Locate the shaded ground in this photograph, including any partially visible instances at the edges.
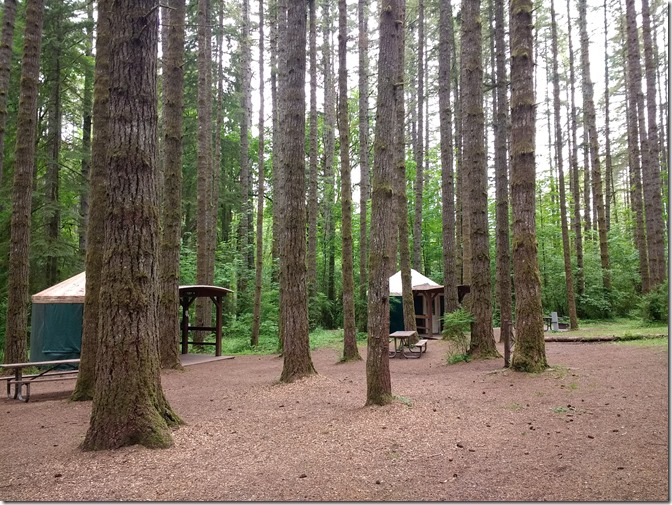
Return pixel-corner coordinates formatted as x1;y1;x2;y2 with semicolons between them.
0;338;668;501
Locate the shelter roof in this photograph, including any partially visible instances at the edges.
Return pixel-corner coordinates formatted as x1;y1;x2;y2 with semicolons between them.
389;269;442;296
32;271;86;304
178;285;234;298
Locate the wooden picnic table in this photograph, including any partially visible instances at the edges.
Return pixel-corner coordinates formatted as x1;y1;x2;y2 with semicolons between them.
389;331;428;359
0;358;80;402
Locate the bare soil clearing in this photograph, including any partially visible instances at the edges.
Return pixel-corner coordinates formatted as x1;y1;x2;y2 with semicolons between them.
0;338;667;501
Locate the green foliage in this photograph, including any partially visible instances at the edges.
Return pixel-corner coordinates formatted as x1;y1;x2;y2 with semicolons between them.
442;308;473;362
638;282;668;323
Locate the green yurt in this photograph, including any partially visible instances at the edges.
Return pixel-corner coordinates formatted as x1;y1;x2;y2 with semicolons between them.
389;269;445;338
30;271;85;361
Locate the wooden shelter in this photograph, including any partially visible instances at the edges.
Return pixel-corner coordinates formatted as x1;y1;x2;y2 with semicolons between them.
389;269;445;338
178;285;233;357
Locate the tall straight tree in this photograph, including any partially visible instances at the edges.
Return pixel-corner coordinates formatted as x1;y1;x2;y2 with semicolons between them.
509;0;547;373
78;1;94;257
438;0;458;314
366;0;401;406
307;0;318;299
578;0;611;294
158;0;186;369
339;0;360;361
551;0;578;330
565;0;584;298
493;0;514;363
71;0;111;400
357;0;370;327
195;0;214;339
3;0;45;365
251;0;266;347
627;0;665;289
412;0;425;272
81;0;181;450
395;0;416;338
603;0;614;231
460;0;499;359
278;0;317;382
0;0;17;187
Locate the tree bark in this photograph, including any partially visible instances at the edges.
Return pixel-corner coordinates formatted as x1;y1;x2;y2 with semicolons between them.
551;0;578;330
307;0;319;300
412;0;424;272
0;0;16;187
602;0;613;232
3;0;44;366
493;0;514;363
366;0;401;406
278;0;317;383
82;0;182;450
439;0;458;314
509;0;547;373
158;0;185;370
338;0;360;361
78;2;93;259
251;0;266;348
460;0;498;359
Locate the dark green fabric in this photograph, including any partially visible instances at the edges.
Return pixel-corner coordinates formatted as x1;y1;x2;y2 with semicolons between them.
389;296;404;333
30;303;83;361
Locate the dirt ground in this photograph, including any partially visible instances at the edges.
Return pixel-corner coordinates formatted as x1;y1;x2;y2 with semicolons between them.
0;337;668;502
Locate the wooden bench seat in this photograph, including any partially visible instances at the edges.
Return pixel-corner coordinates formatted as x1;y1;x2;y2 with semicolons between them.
1;358;80;402
411;339;428;353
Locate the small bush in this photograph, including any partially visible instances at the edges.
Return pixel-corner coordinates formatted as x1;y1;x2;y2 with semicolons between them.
442;308;474;358
638;282;668;323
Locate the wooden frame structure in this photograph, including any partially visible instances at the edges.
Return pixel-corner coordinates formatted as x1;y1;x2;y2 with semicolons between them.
178;285;233;357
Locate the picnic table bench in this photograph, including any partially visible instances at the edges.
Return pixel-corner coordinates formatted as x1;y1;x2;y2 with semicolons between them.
389;331;429;359
0;358;80;402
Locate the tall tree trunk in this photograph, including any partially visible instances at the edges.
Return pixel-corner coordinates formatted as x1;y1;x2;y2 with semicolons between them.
412;0;424;272
278;0;316;383
251;0;266;347
339;0;360;361
307;0;318;300
78;1;93;259
603;0;613;232
44;11;62;287
493;0;514;363
622;8;649;293
460;0;498;359
322;0;336;322
439;0;458;314
579;0;611;294
0;0;16;187
509;0;547;373
81;0;182;450
638;0;666;288
270;0;281;287
195;0;214;340
396;0;416;338
3;0;45;366
566;0;584;298
366;0;401;406
357;0;370;331
551;0;578;330
238;0;253;307
453;36;463;284
158;0;185;370
71;0;110;400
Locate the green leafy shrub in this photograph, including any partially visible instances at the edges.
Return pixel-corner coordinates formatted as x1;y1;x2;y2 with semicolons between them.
442;308;473;357
638;282;668;323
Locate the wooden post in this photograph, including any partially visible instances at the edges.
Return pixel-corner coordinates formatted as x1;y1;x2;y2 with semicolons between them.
214;295;222;356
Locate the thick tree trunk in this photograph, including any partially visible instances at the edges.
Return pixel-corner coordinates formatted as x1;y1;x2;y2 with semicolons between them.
158;0;185;370
357;0;370;331
460;0;498;359
366;0;401;406
3;0;44;366
0;0;16;187
270;0;281;287
493;0;514;363
81;0;182;450
338;0;360;361
278;0;316;383
551;0;578;330
71;0;110;400
579;0;611;294
509;0;547;373
439;0;458;314
251;0;266;348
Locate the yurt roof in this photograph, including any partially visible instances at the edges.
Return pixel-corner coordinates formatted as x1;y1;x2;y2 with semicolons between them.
389;269;442;296
32;271;86;304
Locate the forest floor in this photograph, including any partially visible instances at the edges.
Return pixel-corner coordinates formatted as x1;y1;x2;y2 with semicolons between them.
0;334;668;501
